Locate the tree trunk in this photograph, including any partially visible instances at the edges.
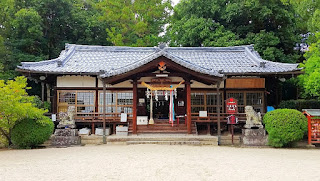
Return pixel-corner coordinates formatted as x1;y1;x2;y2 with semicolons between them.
0;128;12;146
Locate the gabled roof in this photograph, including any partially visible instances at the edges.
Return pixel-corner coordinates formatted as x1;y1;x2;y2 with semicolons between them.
17;44;300;77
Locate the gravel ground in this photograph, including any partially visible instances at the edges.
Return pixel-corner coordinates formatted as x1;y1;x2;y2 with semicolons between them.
0;145;319;181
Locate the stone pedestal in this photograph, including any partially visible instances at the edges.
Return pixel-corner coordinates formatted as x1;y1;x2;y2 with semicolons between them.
244;124;263;129
51;129;81;146
242;128;268;146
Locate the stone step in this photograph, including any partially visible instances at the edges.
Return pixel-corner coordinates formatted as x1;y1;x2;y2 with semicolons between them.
125;140;202;145
219;135;242;145
106;135;218;142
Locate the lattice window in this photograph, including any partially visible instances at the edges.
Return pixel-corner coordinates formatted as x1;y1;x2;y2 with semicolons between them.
98;91;133;116
191;93;204;105
191;91;223;113
57;90;95;113
226;91;264;113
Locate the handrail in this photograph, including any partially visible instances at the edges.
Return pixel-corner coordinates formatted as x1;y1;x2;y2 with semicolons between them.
191;112;265;123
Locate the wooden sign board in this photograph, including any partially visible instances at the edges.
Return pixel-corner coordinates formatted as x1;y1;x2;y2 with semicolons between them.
226;78;265;89
226;98;238;114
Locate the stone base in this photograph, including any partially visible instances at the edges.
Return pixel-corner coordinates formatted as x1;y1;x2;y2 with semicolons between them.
52;129;81;146
57;124;76;129
242;128;268;146
51;136;81;146
54;129;78;136
244;124;264;129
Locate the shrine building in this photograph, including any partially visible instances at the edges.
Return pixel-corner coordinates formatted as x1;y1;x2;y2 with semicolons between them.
17;44;301;136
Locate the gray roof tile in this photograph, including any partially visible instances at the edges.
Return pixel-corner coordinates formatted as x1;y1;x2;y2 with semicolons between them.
17;44;300;77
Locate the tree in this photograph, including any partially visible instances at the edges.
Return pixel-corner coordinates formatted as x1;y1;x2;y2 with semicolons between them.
299;32;320;98
0;76;48;145
281;0;320;33
168;0;300;63
288;0;320;98
167;16;243;47
8;8;46;69
0;0;112;80
97;0;172;46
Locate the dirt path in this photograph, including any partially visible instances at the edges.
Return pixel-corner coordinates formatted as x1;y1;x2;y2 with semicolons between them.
0;145;319;181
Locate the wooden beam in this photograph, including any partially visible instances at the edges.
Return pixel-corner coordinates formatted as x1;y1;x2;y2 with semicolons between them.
132;79;138;134
55;87;132;91
186;80;192;134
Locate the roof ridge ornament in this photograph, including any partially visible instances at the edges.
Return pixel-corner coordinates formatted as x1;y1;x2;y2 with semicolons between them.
260;62;266;68
65;43;71;51
158;43;167;50
57;60;63;67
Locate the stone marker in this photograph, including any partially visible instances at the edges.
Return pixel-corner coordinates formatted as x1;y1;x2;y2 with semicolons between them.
242;106;268;146
51;106;81;146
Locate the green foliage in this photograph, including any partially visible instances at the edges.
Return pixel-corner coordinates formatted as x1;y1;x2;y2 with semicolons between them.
0;0;113;78
282;0;320;33
32;96;51;112
0;134;8;148
0;76;48;145
299;32;320;98
11;117;54;148
263;109;308;147
167;16;242;47
278;99;320;111
97;0;172;46
168;0;300;63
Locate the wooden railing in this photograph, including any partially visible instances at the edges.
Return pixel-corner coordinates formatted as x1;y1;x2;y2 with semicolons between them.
191;112;265;123
60;112;134;123
57;112;264;124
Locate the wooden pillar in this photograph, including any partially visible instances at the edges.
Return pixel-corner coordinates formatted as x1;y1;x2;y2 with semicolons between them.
185;80;192;134
46;83;50;102
103;80;106;144
53;87;57;114
95;77;99;114
94;77;99;135
91;122;95;134
217;81;221;144
41;82;45;102
308;116;311;145
132;79;138;134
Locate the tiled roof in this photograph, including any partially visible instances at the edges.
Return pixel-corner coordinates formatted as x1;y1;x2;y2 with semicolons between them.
17;44;300;78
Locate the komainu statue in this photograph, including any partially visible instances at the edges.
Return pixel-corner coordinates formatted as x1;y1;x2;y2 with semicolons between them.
57;106;76;128
244;106;263;128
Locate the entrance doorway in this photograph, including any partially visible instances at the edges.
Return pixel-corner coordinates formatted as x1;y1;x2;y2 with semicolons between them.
147;95;170;120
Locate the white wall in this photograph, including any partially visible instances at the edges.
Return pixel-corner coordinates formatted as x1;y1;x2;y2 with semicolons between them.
191;80;224;88
57;75;95;87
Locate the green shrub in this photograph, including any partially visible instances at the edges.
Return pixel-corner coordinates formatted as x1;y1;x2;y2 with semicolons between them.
278;99;320;111
263;109;308;148
11;117;54;148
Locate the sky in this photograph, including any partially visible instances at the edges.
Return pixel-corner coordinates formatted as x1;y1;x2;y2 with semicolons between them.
172;0;181;6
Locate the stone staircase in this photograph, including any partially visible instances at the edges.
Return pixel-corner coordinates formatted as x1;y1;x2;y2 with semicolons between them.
106;134;218;146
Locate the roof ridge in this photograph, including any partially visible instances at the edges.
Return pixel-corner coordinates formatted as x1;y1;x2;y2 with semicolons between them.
166;45;253;51
244;47;263;66
66;43;159;52
57;45;76;67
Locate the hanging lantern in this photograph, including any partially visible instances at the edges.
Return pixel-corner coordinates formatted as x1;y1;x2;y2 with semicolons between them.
146;88;150;99
174;88;177;99
155;90;158;101
165;91;168;101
